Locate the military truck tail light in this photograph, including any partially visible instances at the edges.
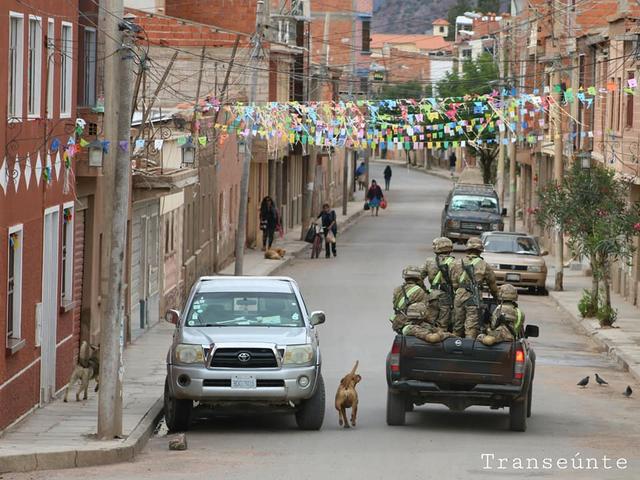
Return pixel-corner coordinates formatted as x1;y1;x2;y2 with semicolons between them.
390;338;401;373
514;347;525;380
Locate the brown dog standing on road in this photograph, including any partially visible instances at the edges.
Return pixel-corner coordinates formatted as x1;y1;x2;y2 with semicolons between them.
335;361;361;428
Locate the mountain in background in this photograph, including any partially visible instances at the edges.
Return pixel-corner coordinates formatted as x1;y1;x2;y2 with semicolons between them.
372;0;507;35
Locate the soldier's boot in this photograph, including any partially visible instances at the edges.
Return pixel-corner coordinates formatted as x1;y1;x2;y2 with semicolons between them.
477;334;497;346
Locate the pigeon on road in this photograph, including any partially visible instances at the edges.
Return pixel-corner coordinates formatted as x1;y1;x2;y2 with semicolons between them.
624;386;633;397
595;373;608;386
577;376;589;388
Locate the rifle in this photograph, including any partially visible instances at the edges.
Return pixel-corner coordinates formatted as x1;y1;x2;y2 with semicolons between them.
492;304;517;337
435;256;454;306
461;260;481;307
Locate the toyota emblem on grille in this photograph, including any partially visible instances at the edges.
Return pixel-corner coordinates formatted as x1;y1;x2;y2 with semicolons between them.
455;339;462;347
237;352;251;362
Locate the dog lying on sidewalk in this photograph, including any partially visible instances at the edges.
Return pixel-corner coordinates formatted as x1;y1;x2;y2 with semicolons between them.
264;248;286;260
335;361;361;428
64;341;100;402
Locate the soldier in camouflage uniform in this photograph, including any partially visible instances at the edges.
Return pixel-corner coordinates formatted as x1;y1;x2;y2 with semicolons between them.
390;266;429;333
451;237;499;339
421;237;456;331
478;284;525;346
401;302;453;343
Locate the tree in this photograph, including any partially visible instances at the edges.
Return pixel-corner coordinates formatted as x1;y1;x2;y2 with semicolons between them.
446;0;473;41
536;161;640;326
436;53;498;98
377;80;425;100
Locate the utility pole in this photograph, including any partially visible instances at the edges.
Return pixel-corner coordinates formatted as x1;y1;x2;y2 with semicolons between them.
496;28;506;205
98;12;135;439
234;0;264;275
552;66;564;290
342;151;350;215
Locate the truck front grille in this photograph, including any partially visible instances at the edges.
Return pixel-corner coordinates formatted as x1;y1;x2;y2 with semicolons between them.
210;348;278;368
498;264;527;271
202;379;285;387
461;222;488;231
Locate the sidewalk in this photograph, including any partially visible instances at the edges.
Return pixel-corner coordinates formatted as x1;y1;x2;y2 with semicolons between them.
0;202;365;474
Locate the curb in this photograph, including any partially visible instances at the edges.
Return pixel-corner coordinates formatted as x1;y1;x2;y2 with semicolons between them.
0;398;164;474
547;291;640;383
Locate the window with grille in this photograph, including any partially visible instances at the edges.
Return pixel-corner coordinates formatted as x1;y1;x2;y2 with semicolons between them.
8;13;24;119
7;226;23;340
362;20;371;53
60;22;72;117
47;19;55;118
28;16;42;117
61;205;74;305
83;27;97;106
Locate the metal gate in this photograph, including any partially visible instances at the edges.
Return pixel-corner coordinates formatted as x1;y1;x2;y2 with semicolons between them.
40;206;60;404
130;201;160;340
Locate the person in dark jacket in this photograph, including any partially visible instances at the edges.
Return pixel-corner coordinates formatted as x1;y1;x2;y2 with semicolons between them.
366;180;384;216
449;151;457;176
317;203;337;258
260;196;278;251
383;165;392;191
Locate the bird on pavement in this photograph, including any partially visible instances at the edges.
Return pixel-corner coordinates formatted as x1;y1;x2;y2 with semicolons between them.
595;373;608;386
623;386;633;397
577;376;589;388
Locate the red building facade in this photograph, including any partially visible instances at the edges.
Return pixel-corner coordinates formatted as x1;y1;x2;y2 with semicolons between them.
0;0;80;430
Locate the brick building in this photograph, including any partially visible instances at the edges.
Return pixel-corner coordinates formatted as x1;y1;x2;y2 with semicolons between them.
0;0;81;430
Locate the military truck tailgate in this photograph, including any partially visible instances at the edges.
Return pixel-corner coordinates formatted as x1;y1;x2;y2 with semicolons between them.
399;336;516;385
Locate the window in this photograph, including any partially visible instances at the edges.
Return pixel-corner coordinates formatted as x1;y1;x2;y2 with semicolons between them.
627;72;634;128
439;26;445;33
361;20;371;53
46;19;54;118
164;212;175;255
83;27;97;106
60;22;72;117
7;225;24;341
8;13;24;119
61;204;74;305
359;77;368;95
28;16;42;117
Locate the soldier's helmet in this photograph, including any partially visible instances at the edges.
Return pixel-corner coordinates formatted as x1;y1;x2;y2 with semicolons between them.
402;265;423;281
498;283;518;301
405;302;428;320
432;237;453;254
466;237;484;252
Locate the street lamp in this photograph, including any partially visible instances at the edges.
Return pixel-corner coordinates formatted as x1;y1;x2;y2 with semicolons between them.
180;137;196;165
576;151;591;169
88;139;104;167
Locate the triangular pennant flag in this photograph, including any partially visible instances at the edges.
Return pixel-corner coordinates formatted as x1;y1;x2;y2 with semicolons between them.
0;158;7;194
35;153;42;186
24;154;32;189
54;151;62;180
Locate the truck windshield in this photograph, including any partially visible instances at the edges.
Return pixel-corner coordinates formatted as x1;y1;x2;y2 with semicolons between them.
450;194;499;213
483;235;540;255
185;292;305;327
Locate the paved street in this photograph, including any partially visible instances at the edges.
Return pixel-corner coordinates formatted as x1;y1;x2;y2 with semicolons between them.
8;164;640;480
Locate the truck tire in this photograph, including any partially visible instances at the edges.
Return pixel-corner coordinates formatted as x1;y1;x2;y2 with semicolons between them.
386;389;406;426
295;373;325;431
164;379;192;432
527;384;532;418
509;395;528;432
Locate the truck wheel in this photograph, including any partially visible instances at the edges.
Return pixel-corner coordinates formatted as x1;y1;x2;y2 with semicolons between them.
164;379;192;432
295;373;325;430
509;395;528;432
527;384;533;418
386;390;406;426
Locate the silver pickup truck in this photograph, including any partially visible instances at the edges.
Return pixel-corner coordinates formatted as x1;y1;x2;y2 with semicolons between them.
163;276;326;431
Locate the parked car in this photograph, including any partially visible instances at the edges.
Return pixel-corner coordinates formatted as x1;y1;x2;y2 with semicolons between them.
441;184;506;243
163;276;326;431
480;232;548;294
386;299;538;432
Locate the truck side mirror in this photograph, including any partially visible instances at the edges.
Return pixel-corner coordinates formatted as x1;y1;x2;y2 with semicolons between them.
165;309;180;325
524;324;539;338
309;311;326;326
501;208;507;216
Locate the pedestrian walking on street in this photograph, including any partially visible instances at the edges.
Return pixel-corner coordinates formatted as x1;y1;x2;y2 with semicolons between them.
355;161;367;190
260;196;279;251
317;203;337;258
366;180;384;216
449;151;457;176
383;165;392;191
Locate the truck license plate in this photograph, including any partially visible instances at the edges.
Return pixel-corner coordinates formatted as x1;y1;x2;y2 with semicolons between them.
231;376;256;389
506;273;521;282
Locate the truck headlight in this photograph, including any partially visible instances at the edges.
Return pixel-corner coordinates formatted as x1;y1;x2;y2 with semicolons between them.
491;223;501;231
175;344;205;364
528;265;543;273
447;220;460;228
283;345;314;365
489;263;500;269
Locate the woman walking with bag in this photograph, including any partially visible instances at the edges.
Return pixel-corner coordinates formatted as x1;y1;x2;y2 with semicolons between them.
259;196;278;251
317;203;337;258
366;179;384;216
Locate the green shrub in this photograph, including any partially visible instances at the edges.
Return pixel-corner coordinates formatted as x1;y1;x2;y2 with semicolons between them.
596;304;617;327
578;290;598;318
